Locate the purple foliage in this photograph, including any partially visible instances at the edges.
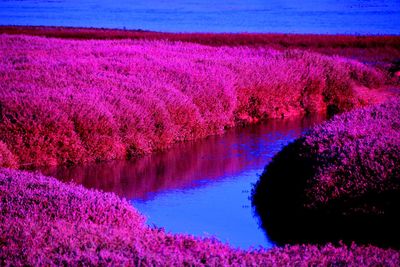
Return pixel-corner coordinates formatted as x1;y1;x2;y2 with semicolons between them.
303;100;400;211
1;168;399;265
252;100;400;246
0;34;391;168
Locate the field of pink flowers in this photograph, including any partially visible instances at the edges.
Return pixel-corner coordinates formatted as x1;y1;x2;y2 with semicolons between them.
0;34;393;168
252;100;400;246
1;167;399;265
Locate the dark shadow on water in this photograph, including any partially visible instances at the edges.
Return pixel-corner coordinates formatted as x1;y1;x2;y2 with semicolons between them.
251;139;400;249
40;114;326;200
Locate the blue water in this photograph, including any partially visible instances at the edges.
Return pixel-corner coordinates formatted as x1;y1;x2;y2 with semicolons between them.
0;0;399;34
132;169;268;249
43;115;325;249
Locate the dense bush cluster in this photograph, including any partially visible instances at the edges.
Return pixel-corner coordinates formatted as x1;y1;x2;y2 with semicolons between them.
0;34;390;168
301;101;400;210
0;141;17;168
1;168;399;266
252;100;400;246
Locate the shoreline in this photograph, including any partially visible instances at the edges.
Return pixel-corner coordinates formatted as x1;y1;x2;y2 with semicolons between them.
2;25;400;37
2;26;399;60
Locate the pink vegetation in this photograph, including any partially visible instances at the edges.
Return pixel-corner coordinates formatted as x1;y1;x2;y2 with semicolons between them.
302;100;400;210
2;26;400;68
251;100;400;247
1;168;399;265
0;141;17;168
253;100;400;216
0;34;391;168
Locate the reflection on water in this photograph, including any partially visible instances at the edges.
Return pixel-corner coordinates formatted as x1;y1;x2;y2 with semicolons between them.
42;115;325;200
42;114;325;249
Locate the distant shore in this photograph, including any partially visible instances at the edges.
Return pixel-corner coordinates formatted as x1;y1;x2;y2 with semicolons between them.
1;26;400;63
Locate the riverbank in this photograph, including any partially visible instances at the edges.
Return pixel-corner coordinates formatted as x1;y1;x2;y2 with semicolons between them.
0;33;395;169
1;168;399;265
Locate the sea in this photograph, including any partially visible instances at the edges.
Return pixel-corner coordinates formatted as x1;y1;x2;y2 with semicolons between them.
0;0;399;34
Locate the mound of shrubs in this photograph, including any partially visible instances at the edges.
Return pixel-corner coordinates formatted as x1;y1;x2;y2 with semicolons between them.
252;100;400;246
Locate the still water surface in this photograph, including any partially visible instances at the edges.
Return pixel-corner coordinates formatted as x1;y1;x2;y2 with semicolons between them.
42;115;325;249
0;0;399;34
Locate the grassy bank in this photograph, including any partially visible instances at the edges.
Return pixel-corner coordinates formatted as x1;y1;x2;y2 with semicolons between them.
0;34;393;168
1;168;399;266
252;100;400;246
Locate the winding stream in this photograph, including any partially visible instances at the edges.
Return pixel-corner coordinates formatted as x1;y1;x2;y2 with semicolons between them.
41;114;326;249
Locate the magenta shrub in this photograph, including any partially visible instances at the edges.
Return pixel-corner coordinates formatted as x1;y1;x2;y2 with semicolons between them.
302;101;400;210
252;100;400;245
0;34;391;168
0;141;17;168
1;168;399;265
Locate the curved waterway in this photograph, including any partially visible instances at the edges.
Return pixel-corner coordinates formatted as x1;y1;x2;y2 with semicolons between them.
41;114;326;249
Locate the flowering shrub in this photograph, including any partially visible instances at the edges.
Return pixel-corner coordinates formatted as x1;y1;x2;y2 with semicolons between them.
1;168;399;265
0;34;391;168
302;101;400;210
252;100;400;246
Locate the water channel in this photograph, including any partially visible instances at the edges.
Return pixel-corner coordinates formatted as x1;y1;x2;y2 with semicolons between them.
41;114;326;249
